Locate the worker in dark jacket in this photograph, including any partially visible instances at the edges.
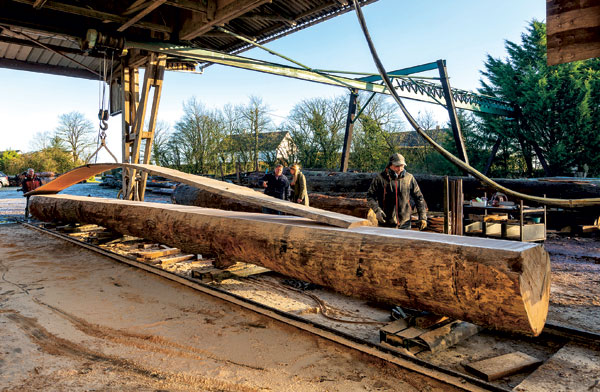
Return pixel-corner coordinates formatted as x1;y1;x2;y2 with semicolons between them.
367;154;427;230
261;164;290;214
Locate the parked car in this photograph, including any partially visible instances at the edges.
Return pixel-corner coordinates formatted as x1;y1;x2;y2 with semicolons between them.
0;171;9;188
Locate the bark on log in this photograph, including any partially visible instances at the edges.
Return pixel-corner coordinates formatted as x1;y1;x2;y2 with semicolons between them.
172;184;377;224
30;194;551;336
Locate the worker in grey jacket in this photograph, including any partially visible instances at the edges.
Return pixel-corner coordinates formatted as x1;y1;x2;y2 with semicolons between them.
367;153;427;230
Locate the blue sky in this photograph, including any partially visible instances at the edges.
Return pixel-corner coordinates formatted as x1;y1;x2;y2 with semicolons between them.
0;0;546;160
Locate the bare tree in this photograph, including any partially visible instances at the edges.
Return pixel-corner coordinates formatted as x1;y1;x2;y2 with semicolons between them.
284;96;346;169
151;121;171;166
238;96;273;171
54;111;95;163
171;98;225;175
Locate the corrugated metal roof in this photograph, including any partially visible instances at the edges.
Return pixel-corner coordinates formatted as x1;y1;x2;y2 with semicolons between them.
0;0;379;80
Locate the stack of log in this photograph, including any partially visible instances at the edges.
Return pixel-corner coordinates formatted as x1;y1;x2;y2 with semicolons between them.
301;172;600;229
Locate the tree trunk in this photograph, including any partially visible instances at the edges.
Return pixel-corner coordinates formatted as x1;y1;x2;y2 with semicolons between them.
172;185;377;224
30;194;551;336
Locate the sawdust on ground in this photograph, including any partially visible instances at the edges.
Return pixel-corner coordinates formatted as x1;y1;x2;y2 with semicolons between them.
0;224;456;391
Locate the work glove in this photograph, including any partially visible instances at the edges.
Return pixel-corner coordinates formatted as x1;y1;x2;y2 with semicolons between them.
418;219;427;231
375;209;387;223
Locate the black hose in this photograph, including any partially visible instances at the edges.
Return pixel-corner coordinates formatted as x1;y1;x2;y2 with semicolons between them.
351;0;600;208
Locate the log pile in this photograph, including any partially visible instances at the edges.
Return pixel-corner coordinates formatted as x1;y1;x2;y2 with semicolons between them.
30;194;551;336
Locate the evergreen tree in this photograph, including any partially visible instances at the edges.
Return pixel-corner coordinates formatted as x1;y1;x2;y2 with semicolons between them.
478;20;600;176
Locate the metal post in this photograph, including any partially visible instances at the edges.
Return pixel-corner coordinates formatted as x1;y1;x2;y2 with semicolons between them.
483;136;503;175
437;60;469;166
340;88;358;172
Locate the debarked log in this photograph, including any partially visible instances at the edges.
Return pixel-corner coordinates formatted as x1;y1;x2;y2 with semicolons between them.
29;194;551;336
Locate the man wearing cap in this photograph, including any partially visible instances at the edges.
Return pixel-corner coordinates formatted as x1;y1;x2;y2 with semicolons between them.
367;153;427;230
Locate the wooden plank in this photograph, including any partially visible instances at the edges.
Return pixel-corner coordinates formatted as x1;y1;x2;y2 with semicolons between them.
466;351;542;381
159;254;195;266
515;344;600;391
29;194;551;335
26;163;370;229
136;247;180;259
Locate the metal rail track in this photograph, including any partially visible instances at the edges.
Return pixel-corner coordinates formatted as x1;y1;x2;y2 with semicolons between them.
20;221;600;391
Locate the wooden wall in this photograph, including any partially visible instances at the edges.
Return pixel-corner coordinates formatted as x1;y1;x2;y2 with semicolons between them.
547;0;600;65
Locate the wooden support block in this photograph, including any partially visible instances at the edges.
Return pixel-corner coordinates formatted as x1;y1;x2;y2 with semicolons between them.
136;247;180;259
380;319;409;336
413;314;449;329
190;264;270;282
138;243;155;249
159;254;196;267
416;320;481;353
465;351;542;381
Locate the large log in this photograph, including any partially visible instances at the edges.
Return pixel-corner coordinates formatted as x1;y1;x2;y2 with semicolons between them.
172;184;377;224
26;163;370;229
29;194;551;336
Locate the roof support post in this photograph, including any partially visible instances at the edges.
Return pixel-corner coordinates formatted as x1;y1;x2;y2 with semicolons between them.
120;53;166;201
340;88;358;172
437;59;469;166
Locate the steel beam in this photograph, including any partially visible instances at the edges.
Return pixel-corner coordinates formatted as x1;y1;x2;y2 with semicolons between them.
358;61;439;82
437;59;469;166
127;41;514;116
340;89;358;172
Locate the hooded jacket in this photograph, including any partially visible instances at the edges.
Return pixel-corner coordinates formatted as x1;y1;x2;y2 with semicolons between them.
366;168;426;228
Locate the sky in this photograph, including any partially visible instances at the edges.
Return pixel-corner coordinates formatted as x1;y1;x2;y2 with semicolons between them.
0;0;546;161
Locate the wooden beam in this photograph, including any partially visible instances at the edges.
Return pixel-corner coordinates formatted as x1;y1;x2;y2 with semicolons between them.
29;194;551;336
118;0;167;32
179;0;271;40
123;0;153;16
164;0;208;13
546;0;600;65
32;0;47;9
26;164;370;229
11;0;172;33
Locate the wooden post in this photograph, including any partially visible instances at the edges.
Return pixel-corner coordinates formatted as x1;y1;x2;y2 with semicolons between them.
443;176;449;234
340;88;358;172
120;53;166;201
520;199;524;242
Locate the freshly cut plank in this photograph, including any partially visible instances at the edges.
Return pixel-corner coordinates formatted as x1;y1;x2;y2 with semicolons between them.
29;194;551;336
172;184;377;224
26;163;369;229
466;351;542;381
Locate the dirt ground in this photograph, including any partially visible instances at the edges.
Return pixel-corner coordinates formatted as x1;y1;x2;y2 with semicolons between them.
1;193;599;391
0;223;457;392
